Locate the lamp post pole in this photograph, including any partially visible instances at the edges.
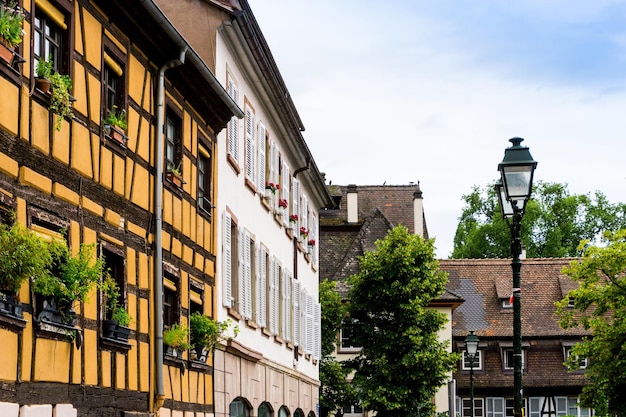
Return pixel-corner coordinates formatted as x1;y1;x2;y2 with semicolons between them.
496;138;537;417
464;331;480;417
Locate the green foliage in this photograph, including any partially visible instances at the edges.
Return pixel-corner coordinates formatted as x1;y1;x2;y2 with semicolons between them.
163;323;191;350
0;1;25;48
100;275;131;326
103;105;127;130
452;181;626;259
189;312;238;353
556;230;626;416
0;222;52;294
33;241;104;306
347;226;459;416
35;55;52;79
49;72;74;131
319;280;355;417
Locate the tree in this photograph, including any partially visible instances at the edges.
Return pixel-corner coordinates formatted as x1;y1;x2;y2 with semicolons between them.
556;230;626;416
347;226;458;417
452;181;626;259
319;279;355;417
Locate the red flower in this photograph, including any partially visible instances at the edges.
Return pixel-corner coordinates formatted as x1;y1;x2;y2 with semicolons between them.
308;239;316;246
289;214;298;222
278;199;288;208
299;227;308;236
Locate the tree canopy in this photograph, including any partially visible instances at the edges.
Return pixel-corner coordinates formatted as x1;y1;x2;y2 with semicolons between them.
319;279;354;417
347;226;458;416
452;181;626;259
556;230;626;416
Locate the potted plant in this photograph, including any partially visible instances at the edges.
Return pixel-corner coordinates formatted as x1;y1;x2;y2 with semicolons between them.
0;222;51;318
35;55;53;93
0;1;26;64
102;105;128;145
189;312;238;362
100;275;131;341
166;161;184;188
299;226;309;242
49;71;74;131
33;240;104;327
163;323;191;358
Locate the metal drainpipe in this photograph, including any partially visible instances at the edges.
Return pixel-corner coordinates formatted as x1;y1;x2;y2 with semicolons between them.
154;49;187;411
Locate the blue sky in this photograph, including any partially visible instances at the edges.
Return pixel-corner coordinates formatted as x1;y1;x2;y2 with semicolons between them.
251;1;626;258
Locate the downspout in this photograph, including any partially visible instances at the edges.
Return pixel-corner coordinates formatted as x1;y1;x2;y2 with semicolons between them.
154;49;187;411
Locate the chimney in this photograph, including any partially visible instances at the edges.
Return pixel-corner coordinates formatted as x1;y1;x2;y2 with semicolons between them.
413;182;424;237
347;184;358;223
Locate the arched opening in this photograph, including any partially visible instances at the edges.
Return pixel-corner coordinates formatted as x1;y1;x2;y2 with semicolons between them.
230;397;252;417
259;401;274;417
278;405;290;417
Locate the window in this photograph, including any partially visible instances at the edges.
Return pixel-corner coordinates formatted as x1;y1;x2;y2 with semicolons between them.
102;40;126;120
189;279;204;316
462;349;483;370
198;142;213;213
342;402;364;416
503;349;525;370
230;399;249;417
258;402;273;417
340;318;362;352
501;298;512;309
226;75;240;169
565;346;588;369
33;0;71;74
461;398;484;417
102;246;125;320
165;110;182;174
163;272;179;328
244;102;256;186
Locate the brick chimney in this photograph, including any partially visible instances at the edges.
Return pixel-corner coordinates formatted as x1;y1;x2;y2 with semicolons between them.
413;182;424;237
347;184;358;223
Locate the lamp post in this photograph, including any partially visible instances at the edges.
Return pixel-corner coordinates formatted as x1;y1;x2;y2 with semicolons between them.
464;331;480;417
496;137;537;417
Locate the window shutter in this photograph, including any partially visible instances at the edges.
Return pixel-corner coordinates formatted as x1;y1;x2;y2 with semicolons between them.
301;195;308;235
256;245;267;328
238;226;245;314
292;178;300;231
242;231;252;319
227;80;239;163
222;212;232;308
309;214;318;264
257;123;266;192
313;302;321;360
305;293;314;355
245;107;255;182
268;140;277;190
282;270;292;342
281;162;290;225
268;257;278;335
292;280;301;346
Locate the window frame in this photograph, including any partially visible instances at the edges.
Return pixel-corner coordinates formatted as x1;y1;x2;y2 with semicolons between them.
462;349;483;370
502;348;526;371
33;0;72;75
197;136;214;216
339;317;362;353
163;270;180;329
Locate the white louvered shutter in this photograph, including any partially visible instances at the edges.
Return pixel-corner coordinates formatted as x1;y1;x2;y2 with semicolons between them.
242;231;252;319
245;107;255;182
272;260;281;335
292;178;300;231
313;302;321;360
268;257;278;335
257;123;266;192
305;293;314;355
281;162;290;225
292;280;301;346
282;271;292;342
301;195;308;236
227;80;239;163
268;140;277;199
222;212;232;308
309;214;318;264
256;245;267;328
237;227;245;314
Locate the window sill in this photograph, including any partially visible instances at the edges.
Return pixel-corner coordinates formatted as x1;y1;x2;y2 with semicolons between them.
227;154;240;175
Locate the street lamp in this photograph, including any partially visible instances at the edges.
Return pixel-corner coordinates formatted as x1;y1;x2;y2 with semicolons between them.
464;331;480;417
496;137;537;417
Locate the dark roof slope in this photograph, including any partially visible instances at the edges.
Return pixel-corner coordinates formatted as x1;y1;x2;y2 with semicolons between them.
440;258;589;338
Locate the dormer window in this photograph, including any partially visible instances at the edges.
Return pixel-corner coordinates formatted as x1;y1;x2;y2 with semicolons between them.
462;350;483;370
501;298;513;309
564;345;587;369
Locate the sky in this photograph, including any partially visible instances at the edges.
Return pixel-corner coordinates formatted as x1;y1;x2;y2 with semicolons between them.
250;0;626;258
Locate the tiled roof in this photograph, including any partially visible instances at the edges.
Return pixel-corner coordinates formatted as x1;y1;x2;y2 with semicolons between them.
440;258;589;338
322;184;428;237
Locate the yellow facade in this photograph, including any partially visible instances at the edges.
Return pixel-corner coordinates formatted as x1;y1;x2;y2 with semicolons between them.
0;0;237;415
